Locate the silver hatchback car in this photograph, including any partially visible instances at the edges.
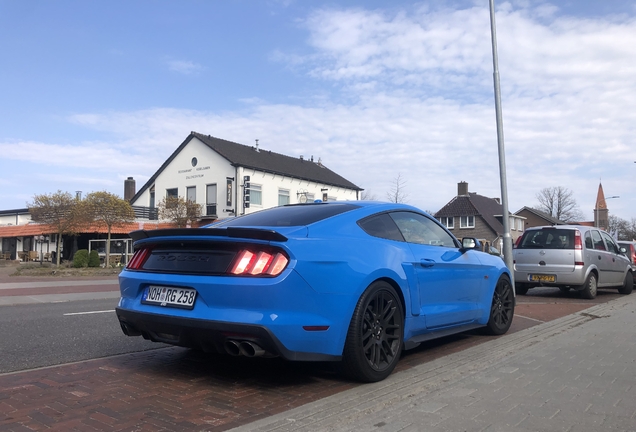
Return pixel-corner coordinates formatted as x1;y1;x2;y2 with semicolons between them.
513;225;633;299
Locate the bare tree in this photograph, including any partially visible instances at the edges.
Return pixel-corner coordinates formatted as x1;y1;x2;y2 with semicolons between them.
28;190;85;266
386;173;409;204
83;191;136;267
158;196;202;228
360;190;378;201
610;215;636;240
535;186;584;222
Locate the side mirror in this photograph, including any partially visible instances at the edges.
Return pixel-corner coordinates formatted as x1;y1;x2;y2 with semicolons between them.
461;237;481;250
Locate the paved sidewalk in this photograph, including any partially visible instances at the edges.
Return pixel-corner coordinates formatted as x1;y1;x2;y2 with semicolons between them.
229;294;636;432
0;264;119;306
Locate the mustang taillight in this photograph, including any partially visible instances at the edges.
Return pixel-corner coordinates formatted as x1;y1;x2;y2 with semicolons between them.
229;249;289;276
127;248;151;270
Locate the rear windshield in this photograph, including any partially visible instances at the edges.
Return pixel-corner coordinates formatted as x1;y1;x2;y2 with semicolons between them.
517;229;575;250
210;203;360;227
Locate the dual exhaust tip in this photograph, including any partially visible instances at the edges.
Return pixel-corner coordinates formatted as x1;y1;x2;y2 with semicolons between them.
224;340;267;357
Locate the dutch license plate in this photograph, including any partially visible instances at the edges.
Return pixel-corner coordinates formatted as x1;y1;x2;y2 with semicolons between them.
530;274;556;283
142;285;197;309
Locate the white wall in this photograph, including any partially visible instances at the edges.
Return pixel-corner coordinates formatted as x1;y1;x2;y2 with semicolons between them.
0;213;32;226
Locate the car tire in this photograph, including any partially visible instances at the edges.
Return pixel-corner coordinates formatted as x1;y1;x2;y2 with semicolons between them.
580;273;598;299
515;283;529;295
340;281;404;383
483;275;515;335
618;272;634;295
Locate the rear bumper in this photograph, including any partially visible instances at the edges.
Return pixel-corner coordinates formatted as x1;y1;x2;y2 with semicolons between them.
116;307;341;362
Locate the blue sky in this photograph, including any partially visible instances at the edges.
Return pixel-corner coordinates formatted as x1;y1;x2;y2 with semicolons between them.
1;0;636;221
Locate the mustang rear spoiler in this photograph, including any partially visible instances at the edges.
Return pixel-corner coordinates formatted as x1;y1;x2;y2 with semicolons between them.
129;227;288;243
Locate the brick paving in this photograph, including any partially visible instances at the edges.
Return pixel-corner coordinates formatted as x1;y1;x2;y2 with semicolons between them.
0;264;627;431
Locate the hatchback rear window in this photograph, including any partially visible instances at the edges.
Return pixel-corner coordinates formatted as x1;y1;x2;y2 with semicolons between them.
211;203;360;227
517;229;575;250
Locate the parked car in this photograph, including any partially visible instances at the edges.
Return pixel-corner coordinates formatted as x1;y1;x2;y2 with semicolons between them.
617;240;636;275
116;201;514;382
513;225;633;299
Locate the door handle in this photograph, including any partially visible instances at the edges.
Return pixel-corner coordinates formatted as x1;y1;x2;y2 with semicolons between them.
420;259;435;268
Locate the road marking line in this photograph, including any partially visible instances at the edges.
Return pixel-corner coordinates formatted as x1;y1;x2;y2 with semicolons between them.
64;310;115;316
514;314;545;323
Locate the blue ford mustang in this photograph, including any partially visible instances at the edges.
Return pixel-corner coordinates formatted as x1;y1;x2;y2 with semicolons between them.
116;201;514;382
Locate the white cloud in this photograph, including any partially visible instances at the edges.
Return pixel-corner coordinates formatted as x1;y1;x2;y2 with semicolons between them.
167;59;204;75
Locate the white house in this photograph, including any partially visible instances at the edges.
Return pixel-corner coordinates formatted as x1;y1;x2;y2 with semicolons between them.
0;132;362;261
127;132;363;219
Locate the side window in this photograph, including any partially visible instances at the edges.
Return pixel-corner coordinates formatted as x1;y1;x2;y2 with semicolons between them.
390;212;456;247
584;231;593;249
358;214;404;242
601;232;619;254
591;230;605;251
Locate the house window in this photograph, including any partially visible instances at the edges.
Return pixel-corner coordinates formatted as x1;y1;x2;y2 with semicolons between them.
306;193;315;202
278;189;290;206
250;184;262;206
517;219;523;231
206;184;217;216
509;216;515;231
439;217;454;229
460;215;475;228
186;186;196;203
166;188;178;199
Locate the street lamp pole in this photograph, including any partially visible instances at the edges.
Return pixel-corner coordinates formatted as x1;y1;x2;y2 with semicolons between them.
488;0;514;279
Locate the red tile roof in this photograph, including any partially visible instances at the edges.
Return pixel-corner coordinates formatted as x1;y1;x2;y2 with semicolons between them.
0;221;189;238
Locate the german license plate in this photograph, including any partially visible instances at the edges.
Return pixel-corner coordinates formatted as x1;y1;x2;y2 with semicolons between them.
142;285;197;309
529;274;556;283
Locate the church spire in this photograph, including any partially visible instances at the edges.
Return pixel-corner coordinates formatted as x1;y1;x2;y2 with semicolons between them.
595;182;607;210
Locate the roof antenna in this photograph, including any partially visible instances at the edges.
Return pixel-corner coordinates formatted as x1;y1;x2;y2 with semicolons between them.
255;139;259;152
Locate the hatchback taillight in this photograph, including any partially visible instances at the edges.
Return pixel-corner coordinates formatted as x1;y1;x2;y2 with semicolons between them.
574;230;582;250
229;249;289;276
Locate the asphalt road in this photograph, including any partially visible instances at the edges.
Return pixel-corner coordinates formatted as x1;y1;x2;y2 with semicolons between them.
0;298;167;374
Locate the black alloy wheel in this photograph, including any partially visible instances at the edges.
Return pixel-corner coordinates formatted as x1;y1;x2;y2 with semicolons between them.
341;281;404;383
618;272;634;295
484;275;515;335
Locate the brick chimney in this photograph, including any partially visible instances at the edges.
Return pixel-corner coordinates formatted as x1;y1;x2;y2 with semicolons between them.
124;177;136;201
457;181;469;196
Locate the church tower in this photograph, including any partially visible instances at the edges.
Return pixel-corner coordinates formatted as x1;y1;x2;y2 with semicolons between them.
594;182;609;231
